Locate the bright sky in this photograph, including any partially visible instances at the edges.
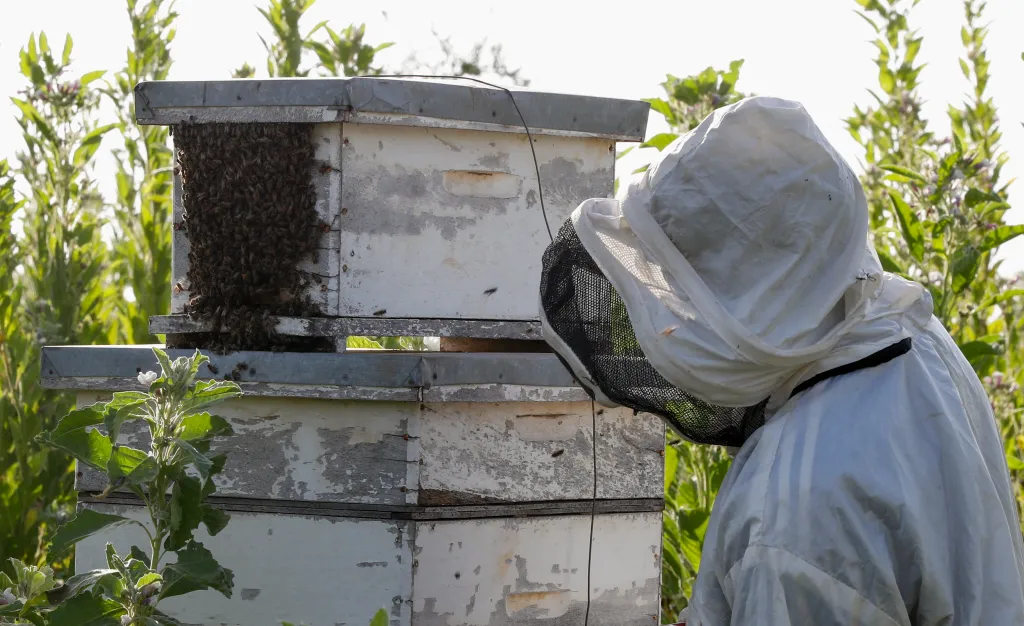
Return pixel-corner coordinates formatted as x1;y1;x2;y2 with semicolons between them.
2;0;1023;268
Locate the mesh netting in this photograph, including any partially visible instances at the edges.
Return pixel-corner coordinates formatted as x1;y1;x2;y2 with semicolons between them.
539;219;767;447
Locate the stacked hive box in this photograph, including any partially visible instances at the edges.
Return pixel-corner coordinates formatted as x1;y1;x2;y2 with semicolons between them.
42;78;665;626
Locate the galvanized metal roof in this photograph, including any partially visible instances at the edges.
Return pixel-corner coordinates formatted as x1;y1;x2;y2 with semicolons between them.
134;77;650;141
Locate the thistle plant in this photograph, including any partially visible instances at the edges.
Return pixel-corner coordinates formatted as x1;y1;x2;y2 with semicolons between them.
1;347;240;625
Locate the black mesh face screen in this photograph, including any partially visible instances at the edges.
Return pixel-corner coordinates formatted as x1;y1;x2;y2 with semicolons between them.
539;219;768;447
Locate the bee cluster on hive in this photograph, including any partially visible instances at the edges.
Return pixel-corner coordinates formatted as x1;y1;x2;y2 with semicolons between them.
167;122;332;354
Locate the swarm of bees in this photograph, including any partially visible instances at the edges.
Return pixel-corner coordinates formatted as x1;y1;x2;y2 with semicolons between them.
165;122;332;354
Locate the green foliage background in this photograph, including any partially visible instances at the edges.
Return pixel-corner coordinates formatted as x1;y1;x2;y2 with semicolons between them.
0;0;1021;623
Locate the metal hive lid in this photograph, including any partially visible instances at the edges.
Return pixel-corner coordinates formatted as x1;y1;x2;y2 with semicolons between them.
134;77;650;141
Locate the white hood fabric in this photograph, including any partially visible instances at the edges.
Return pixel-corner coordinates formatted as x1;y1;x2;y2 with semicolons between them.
565;96;930;414
538;96;1024;623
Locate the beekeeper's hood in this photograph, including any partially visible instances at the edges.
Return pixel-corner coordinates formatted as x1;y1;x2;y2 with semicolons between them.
539;96;932;447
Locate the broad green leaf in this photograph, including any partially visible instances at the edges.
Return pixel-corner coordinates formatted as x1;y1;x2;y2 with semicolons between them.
1006;454;1024;472
167;476;203;551
181;379;242;414
641;133;679;151
370;608;389;626
136;572;162;588
45;591;123;625
878;66;896;94
160;541;234;599
10;558;57;599
43;405;104;440
79;70;106;86
201;505;230;536
950;245;981;294
980;225;1024;253
879;164;926;183
203;454;228;498
347;336;383;349
888;191;924;262
964;188;1003;209
176;412;233;442
876;249;904;273
173;438;213;480
632;164;650;175
40;423;112;472
47;569;118;604
663;445;679;494
958;340;1002;363
50;510;140;556
108;446;159;485
104;397;147;445
643;97;673;121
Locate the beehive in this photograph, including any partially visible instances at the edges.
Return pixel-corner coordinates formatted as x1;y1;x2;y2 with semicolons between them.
139;78;649;350
41;78;665;626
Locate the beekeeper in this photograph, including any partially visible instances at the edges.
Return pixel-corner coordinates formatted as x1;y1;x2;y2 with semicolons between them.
538;96;1024;624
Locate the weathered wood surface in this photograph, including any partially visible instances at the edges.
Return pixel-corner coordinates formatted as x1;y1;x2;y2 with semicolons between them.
151;315;543;341
338;124;613;320
76;394;664;506
81;493;664;520
78;502;662;626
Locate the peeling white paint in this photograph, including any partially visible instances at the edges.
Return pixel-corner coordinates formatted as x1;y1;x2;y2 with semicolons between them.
338;123;613;320
78;503;411;626
412;513;662;626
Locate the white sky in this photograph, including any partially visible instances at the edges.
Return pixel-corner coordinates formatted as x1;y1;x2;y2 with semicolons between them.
2;0;1023;268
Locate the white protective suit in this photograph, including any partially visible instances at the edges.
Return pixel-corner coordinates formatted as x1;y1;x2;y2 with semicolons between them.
560;96;1024;624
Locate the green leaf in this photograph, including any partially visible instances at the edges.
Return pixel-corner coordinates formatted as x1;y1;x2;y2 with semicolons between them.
181;380;241;414
167;476;203;551
104;397;147;445
173;438;213;480
45;591;123;625
176;412;233;442
964;188;1003;209
201;505;230;536
108;446;159;485
641;133;679;151
632;164;650;175
979;289;1024;311
370;608;389;626
875;249;904;273
878;66;896;94
888;191;924;262
203;454;227;498
161;541;234;599
958;340;1002;363
980;225;1024;253
39;417;112;472
79;70;106;86
73;124;117;168
878;164;926;183
1006;453;1024;472
50;510;139;556
61;33;73;65
47;569;118;604
643;98;673;122
346;336;384;349
136;572;163;588
950;245;981;294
